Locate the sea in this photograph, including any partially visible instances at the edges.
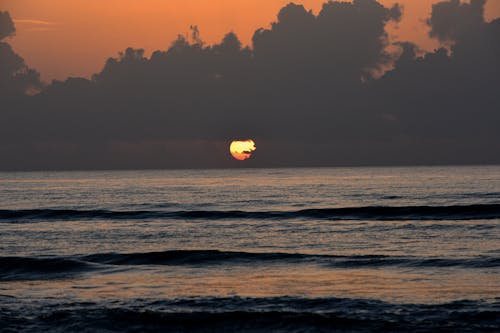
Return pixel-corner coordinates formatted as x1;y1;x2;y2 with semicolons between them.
0;166;499;332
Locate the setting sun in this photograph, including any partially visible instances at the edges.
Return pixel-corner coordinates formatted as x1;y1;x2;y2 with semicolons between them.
230;139;256;161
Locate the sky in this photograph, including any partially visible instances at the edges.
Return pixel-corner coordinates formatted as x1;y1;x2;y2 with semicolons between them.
0;0;499;170
3;0;500;82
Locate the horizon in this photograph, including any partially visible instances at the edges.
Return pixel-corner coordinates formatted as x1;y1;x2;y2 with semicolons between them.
1;163;499;175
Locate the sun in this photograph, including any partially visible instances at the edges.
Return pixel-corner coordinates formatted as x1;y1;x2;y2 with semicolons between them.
230;139;256;161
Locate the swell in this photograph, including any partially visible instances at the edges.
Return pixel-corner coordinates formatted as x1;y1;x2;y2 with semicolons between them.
81;250;500;268
2;297;499;332
1;250;498;280
1;203;500;222
0;256;95;281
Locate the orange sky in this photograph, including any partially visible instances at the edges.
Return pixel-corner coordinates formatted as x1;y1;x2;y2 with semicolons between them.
3;0;500;82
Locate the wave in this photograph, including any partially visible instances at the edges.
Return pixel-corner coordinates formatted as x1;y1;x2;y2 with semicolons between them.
1;296;499;332
1;203;500;222
2;250;498;280
81;250;500;268
0;256;95;281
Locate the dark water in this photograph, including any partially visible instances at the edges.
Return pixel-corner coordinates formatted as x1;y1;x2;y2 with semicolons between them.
1;166;499;332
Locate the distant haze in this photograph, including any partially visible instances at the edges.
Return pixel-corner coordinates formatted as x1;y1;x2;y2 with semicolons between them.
0;0;499;170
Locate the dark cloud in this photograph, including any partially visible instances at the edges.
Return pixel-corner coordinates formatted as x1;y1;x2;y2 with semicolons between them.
0;0;499;170
0;11;41;98
0;11;15;40
252;1;401;84
369;0;500;165
428;0;486;43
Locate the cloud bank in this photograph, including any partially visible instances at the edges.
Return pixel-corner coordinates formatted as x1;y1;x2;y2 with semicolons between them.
0;0;499;170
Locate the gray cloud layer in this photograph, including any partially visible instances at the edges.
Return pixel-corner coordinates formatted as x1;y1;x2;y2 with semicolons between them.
0;0;499;170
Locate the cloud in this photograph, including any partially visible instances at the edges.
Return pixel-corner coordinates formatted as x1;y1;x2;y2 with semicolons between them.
0;11;42;98
0;11;15;40
13;19;56;32
0;0;498;170
252;1;402;84
428;0;486;43
13;19;55;25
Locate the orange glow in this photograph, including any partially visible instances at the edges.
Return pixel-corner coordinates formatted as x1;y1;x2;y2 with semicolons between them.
2;0;500;81
230;139;256;161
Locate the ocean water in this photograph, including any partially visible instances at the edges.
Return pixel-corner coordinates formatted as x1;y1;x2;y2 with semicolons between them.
0;166;499;332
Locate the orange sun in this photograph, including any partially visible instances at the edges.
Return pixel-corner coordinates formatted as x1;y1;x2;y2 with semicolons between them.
230;139;256;161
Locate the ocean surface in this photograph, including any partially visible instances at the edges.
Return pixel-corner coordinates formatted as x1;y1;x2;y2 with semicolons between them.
0;166;499;332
